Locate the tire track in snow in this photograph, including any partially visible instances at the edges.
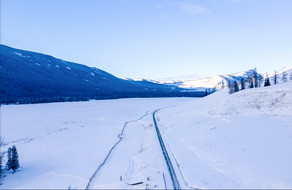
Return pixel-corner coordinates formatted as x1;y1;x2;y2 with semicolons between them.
85;111;149;190
153;108;199;190
153;109;181;190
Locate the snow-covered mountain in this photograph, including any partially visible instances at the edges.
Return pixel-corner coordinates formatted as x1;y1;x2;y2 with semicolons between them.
138;69;257;91
0;45;203;104
152;68;292;90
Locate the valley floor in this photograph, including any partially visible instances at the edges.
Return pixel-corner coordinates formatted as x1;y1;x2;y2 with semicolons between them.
1;82;292;189
0;98;190;189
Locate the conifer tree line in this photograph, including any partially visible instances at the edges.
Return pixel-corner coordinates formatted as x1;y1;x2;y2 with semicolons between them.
269;69;290;85
205;88;216;96
228;68;291;94
0;144;20;182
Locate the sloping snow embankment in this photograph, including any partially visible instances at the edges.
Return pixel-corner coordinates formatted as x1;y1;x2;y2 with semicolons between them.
157;82;292;189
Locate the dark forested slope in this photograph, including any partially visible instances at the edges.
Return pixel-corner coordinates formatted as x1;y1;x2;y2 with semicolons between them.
0;45;203;104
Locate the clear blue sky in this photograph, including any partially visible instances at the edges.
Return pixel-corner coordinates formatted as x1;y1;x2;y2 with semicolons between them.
2;0;292;80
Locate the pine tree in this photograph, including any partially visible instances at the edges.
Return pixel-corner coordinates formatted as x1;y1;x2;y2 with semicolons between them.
267;78;271;86
6;147;12;170
228;81;235;94
250;81;254;88
240;78;245;90
221;80;225;89
253;68;258;88
234;81;239;92
211;87;216;94
11;146;20;172
282;71;287;83
273;70;278;85
264;78;271;87
0;155;2;179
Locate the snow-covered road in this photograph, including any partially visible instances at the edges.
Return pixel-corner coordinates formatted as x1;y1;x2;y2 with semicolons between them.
153;109;181;189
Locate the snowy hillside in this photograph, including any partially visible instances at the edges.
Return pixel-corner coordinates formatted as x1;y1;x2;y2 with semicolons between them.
267;67;292;85
0;44;203;104
157;82;292;189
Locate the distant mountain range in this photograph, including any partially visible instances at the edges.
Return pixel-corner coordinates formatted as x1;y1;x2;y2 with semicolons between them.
1;44;290;104
157;70;258;90
131;70;257;91
0;45;203;104
142;68;292;90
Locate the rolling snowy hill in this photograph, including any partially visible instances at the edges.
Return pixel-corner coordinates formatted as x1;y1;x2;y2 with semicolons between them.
0;45;203;104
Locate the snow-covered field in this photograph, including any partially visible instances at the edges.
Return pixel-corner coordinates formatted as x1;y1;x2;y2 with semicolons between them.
0;98;191;189
1;82;292;189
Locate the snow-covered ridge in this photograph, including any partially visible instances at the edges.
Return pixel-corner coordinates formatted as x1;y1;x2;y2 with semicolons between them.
267;67;292;83
207;82;292;117
166;69;256;90
150;68;292;90
125;70;256;90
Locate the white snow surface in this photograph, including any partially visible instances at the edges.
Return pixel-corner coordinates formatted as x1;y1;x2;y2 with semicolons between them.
0;98;190;189
1;83;292;189
180;75;225;89
157;82;292;189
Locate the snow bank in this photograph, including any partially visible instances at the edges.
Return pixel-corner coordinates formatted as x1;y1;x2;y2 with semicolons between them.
208;82;292;117
158;82;292;189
